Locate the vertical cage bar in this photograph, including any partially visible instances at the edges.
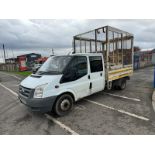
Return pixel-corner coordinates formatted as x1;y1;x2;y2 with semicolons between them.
131;36;134;68
85;41;86;53
113;32;114;64
121;33;123;67
90;41;92;53
73;37;76;53
80;37;82;53
116;33;119;65
106;26;109;73
95;29;97;52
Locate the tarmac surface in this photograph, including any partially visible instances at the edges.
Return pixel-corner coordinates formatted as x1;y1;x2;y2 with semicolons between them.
0;66;155;135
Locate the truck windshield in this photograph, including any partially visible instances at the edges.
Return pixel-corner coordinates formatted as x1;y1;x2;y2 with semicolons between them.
36;56;72;75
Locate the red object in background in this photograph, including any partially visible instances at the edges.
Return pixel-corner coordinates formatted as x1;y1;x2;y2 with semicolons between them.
18;56;28;71
35;57;48;64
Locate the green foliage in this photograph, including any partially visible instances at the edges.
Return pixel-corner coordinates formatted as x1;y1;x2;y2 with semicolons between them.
13;71;32;77
3;71;32;77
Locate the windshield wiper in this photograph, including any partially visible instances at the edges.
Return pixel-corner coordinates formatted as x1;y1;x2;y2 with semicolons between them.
37;71;61;75
36;71;46;75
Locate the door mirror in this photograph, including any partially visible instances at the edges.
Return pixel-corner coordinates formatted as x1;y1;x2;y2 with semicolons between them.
33;66;40;74
33;70;37;74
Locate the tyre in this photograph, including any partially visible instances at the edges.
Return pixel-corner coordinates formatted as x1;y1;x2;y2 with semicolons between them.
54;94;74;116
118;79;126;90
106;81;113;90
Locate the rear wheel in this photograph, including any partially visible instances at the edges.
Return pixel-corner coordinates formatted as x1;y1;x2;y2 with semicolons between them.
118;79;126;90
54;94;74;116
113;78;127;90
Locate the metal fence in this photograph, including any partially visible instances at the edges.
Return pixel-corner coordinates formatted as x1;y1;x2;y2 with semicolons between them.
134;51;154;70
0;63;19;72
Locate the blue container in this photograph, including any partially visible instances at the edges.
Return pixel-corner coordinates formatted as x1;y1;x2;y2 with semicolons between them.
134;55;140;70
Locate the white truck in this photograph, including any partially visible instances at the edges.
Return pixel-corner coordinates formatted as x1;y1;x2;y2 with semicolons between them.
19;26;134;116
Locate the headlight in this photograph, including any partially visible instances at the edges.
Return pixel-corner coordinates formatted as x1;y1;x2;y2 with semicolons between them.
34;84;48;98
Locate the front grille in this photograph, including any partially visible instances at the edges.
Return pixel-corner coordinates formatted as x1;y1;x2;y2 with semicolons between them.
19;85;33;98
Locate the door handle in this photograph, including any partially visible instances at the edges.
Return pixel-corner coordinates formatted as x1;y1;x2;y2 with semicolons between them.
88;75;90;79
100;73;102;76
89;82;92;89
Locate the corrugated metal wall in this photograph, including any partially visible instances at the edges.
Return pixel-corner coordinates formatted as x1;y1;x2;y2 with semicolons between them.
133;50;154;70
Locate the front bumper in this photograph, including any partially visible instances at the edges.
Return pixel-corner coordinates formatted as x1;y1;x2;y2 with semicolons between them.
18;93;57;113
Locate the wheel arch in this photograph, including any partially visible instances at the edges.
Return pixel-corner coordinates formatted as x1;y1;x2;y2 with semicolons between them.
124;76;130;80
57;92;75;102
56;90;76;103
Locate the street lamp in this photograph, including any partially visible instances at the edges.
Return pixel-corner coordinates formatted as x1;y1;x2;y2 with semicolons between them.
0;43;6;63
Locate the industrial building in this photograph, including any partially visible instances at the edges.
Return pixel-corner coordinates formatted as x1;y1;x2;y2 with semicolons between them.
5;53;41;71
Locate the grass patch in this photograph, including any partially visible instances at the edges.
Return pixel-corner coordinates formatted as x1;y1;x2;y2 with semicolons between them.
2;71;32;77
13;71;32;77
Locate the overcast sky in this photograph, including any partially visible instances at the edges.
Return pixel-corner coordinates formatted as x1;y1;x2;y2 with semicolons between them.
0;19;155;61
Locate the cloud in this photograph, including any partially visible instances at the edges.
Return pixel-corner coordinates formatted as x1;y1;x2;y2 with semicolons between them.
0;19;155;51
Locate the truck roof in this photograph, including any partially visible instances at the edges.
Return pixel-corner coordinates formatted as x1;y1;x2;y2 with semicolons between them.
50;53;103;58
71;53;103;56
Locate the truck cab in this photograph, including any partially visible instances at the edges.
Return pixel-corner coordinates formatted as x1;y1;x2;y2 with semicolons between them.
19;53;105;116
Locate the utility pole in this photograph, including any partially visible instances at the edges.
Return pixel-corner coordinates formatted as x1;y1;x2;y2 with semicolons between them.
2;44;6;63
11;49;15;58
52;48;54;55
0;46;3;61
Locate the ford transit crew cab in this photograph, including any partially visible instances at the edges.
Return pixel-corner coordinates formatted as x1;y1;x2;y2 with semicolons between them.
19;26;134;116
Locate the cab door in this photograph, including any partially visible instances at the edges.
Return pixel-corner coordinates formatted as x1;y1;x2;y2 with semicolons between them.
88;56;105;94
60;56;90;99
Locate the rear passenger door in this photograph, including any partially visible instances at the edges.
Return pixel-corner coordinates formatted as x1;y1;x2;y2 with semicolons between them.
89;56;105;94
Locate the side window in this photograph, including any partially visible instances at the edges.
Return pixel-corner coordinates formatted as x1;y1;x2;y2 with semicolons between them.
76;56;87;78
60;56;87;83
89;56;103;73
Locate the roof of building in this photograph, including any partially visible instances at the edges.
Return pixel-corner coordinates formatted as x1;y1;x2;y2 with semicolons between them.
6;58;17;60
17;53;41;57
140;48;155;52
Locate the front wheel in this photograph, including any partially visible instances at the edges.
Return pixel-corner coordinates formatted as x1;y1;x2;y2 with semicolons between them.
54;94;74;116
